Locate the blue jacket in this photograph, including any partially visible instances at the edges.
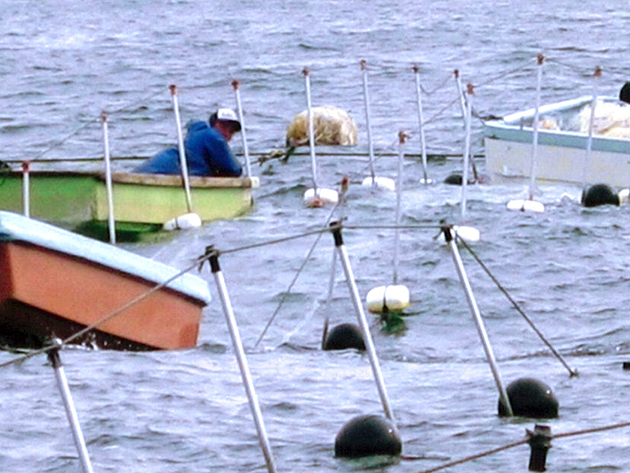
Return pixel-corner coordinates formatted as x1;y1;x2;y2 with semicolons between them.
135;121;243;177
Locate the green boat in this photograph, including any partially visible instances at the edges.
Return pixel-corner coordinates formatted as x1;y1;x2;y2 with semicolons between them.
0;169;258;241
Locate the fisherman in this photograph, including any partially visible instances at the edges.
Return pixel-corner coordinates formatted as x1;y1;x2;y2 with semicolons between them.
135;108;243;177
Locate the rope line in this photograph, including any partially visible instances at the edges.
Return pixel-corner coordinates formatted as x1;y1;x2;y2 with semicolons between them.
416;422;630;473
30;120;98;163
217;227;333;256
418;71;455;97
456;236;578;376
417;438;527;473
106;87;169;116
553;421;630;440
253;185;350;349
24;85;170;166
472;61;536;89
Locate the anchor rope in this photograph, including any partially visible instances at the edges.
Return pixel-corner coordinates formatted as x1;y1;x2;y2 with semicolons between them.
414;421;630;473
253;182;350;349
456;235;578;376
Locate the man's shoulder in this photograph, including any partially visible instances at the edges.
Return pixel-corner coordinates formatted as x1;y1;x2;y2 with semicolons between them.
186;120;210;133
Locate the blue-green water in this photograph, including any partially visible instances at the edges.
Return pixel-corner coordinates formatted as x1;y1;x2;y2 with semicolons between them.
0;1;629;472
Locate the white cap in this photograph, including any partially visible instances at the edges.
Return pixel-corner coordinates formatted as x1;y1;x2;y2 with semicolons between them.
212;108;241;131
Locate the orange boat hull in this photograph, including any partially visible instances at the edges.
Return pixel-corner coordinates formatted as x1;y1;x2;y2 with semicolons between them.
0;241;204;351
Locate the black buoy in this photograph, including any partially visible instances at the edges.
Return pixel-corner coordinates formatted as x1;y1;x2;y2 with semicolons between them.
322;323;365;351
581;183;620;208
444;172;481;186
444;173;463;185
620;81;630;104
334;414;402;458
498;377;559;419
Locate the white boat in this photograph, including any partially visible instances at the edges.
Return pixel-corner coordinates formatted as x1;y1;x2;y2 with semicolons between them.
484;96;630;187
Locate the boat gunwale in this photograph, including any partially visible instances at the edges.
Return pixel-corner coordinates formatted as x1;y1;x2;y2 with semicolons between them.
0;169;259;189
0;212;211;305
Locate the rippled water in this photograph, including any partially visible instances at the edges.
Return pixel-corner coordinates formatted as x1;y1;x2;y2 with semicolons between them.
1;1;630;472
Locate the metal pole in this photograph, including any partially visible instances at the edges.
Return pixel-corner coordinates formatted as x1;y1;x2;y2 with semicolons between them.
48;345;95;473
393;132;406;285
461;84;473;220
528;54;544;201
583;66;602;187
232;79;252;178
209;252;277;473
361;60;376;182
21;161;30;218
101;111;116;245
169;84;194;213
331;224;395;422
303;68;318;191
442;227;513;417
413;65;430;183
454;69;479;181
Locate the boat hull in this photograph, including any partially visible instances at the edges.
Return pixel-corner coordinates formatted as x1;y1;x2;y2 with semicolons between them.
484;96;630;188
0;170;258;226
0;241;203;351
0;211;211;351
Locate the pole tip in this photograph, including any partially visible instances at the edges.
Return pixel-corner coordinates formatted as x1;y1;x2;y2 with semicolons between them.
536;53;545;65
340;176;350;196
398;130;410;144
169;84;177;95
231;79;240;90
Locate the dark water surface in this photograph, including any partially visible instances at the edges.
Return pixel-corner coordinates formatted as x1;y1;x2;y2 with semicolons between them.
1;1;629;472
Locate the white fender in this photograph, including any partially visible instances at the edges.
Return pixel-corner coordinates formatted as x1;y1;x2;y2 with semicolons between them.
366;285;411;314
453;225;480;242
507;199;545;213
361;176;396;192
304;187;339;207
163;212;202;231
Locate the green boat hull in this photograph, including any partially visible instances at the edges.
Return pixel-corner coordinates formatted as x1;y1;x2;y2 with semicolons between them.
0;170;257;240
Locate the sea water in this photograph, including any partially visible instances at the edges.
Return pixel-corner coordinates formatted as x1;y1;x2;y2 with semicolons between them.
0;1;629;471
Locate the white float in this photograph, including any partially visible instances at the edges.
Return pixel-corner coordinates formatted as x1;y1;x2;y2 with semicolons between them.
303;187;339;207
361;176;396;192
163;212;202;231
453;225;480;243
506;199;545;213
619;188;630;204
366;285;411;314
